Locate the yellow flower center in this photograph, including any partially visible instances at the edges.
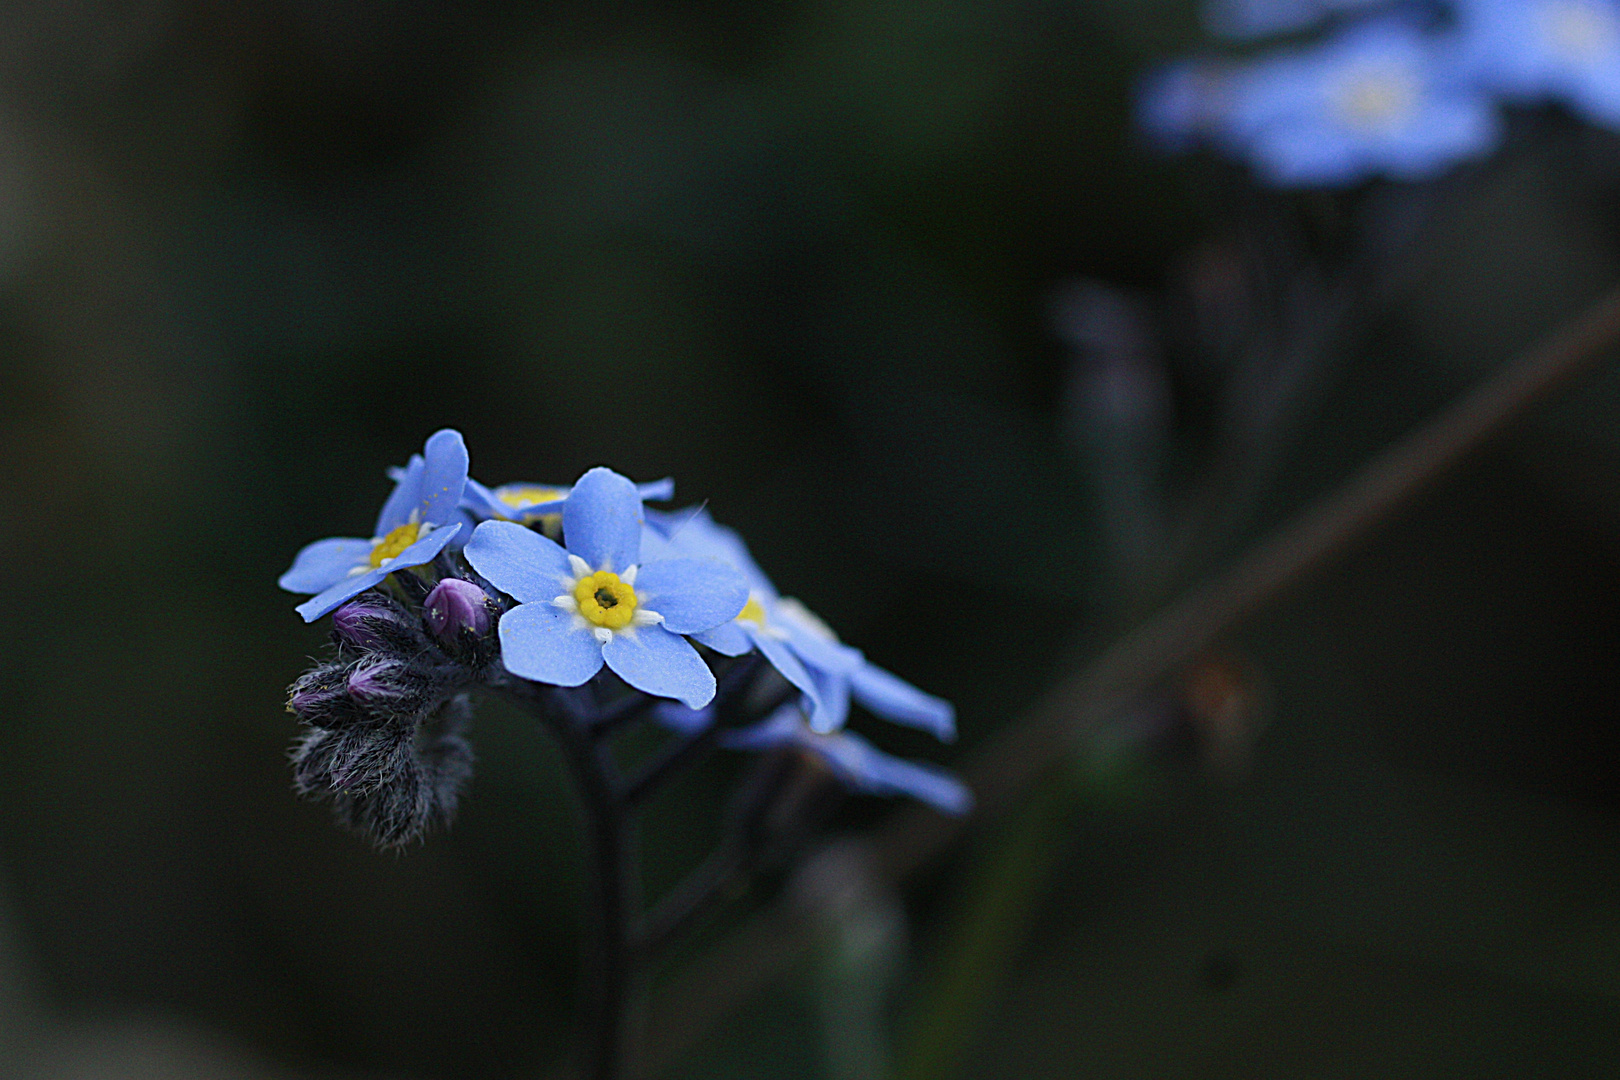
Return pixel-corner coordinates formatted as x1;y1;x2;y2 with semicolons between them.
369;522;421;568
1335;64;1420;132
736;596;768;626
1544;2;1617;62
574;571;637;630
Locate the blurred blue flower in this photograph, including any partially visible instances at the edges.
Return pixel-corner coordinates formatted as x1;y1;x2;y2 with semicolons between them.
464;468;747;709
279;429;469;622
1457;0;1620;128
1220;18;1501;186
1203;0;1393;40
648;507;956;741
461;475;675;529
724;704;972;815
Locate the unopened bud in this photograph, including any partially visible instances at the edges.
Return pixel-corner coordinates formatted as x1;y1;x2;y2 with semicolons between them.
287;663;360;729
332;597;409;653
347;660;413;706
424;578;492;647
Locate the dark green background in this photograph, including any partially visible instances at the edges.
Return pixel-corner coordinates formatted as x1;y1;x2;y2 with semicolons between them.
0;1;1616;1076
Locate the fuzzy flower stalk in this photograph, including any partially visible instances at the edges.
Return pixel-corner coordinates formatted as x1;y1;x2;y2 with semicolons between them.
277;429;967;1079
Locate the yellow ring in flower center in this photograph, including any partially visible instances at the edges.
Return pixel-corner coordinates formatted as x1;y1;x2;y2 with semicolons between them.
369;522;421;568
574;571;637;630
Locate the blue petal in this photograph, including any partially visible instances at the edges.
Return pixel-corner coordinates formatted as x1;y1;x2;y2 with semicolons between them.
465;520;574;603
849;663;956;742
278;536;372;594
636;477;675;503
808;665;851;732
491;483;570;519
638;523;677;563
634;558;748;635
657;508;776;596
498;602;605;686
380;521;460;572
824;731;973;815
777;609;863;676
289;524;461;623
693;620;752;656
296;567;389;622
418;429;470;526
719;707;972;815
602;625;716;709
748;627;825;727
374;454;425;534
562;467;642;573
460;478;513;521
442;509;478;549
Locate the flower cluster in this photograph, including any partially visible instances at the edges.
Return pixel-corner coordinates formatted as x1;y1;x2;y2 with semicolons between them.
1141;1;1620;187
279;430;968;845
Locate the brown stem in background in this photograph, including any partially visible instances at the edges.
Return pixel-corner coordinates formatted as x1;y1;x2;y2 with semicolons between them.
629;283;1620;1079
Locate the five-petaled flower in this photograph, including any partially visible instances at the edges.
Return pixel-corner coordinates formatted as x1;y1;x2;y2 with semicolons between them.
1221;18;1501;188
279;429;470;622
464;467;748;709
647;507;956;741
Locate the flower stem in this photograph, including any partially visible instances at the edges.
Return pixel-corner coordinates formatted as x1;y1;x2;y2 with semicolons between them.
535;694;643;1080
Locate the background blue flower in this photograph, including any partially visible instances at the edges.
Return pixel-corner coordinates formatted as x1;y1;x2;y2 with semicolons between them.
1209;18;1501;186
1457;0;1620;129
278;429;469;622
464;468;747;708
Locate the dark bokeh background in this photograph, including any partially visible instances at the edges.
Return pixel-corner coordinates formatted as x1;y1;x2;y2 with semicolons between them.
0;1;1618;1077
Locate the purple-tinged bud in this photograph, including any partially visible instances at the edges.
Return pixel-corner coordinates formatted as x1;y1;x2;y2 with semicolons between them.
424;579;492;647
347;660;410;705
332;597;408;653
287;663;360;729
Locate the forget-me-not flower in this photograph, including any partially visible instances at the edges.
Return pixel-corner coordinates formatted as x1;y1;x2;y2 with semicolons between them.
724;704;972;815
1456;0;1620;128
279;429;469;622
1218;18;1501;186
463;468;748;709
647;507;956;741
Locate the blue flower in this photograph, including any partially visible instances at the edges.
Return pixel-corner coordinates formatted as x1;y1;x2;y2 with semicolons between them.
723;704;972;816
1456;0;1620;128
279;429;469;622
1218;18;1501;186
463;468;748;709
461;476;675;529
647;508;956;741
